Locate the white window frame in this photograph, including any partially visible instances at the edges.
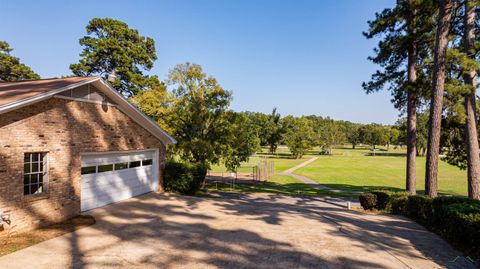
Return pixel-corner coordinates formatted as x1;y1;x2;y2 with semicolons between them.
23;152;48;196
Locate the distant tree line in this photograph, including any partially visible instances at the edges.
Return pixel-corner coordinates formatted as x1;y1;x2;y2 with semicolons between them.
241;110;405;159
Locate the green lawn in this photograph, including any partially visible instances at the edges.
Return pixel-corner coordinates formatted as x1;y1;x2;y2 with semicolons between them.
294;146;468;196
206;174;355;197
210;153;309;173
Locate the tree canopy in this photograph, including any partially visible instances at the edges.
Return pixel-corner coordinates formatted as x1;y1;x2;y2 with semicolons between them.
0;41;40;81
161;63;232;165
70;18;159;96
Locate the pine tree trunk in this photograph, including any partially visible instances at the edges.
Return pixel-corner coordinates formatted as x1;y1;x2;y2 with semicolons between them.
463;0;480;200
406;92;417;194
425;0;453;197
406;3;417;195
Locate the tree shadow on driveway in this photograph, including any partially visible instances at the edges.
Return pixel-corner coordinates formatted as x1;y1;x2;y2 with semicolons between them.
0;192;476;269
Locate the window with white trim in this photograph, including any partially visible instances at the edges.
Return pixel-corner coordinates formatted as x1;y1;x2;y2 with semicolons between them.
24;153;48;196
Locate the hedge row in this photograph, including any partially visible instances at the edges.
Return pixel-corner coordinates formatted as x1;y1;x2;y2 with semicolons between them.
164;160;207;195
359;191;480;260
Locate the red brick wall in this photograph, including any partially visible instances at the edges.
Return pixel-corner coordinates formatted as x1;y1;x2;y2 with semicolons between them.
0;97;166;231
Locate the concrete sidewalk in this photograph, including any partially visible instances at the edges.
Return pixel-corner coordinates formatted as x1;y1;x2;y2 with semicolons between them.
279;157;361;195
0;192;476;269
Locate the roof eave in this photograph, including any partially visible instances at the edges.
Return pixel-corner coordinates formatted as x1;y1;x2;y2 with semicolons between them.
0;77;101;115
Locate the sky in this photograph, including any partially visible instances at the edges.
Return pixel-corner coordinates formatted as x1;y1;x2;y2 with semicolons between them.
1;0;399;124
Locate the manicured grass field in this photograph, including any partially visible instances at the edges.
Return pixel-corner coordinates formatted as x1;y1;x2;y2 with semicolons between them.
206;174;356;197
295;146;468;196
209;152;309;173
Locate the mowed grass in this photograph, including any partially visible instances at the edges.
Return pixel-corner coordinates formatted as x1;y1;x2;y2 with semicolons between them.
206;174;355;197
295;146;468;196
210;149;309;173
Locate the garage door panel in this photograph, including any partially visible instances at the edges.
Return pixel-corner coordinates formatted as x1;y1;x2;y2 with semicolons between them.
81;180;151;200
82;185;150;207
81;150;158;212
81;168;153;188
81;152;154;167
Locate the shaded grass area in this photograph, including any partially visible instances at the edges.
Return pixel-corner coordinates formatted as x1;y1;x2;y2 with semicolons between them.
0;215;95;257
206;174;356;198
295;146;468;196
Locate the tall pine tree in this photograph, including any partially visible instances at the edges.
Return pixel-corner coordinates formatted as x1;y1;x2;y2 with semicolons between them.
462;0;480;199
425;0;454;197
0;41;40;81
70;18;159;96
363;0;435;194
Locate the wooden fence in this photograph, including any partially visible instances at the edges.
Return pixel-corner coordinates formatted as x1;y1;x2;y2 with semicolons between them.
207;158;274;182
252;158;275;181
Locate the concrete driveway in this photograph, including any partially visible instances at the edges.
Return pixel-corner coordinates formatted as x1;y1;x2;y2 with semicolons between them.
0;192;476;269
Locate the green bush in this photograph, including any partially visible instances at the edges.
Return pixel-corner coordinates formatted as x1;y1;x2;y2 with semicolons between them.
359;192;377;210
443;203;480;258
164;160;207;195
357;193;480;260
432;196;480;228
406;196;433;226
387;192;409;215
371;191;390;210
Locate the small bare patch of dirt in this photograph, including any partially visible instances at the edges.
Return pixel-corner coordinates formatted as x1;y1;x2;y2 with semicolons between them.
0;215;95;257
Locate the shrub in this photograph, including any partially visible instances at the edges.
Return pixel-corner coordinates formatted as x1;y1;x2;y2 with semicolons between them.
359;192;377;210
164;160;207;195
406;196;433;226
432;196;480;228
371;191;390;210
443;203;480;258
387;192;409;215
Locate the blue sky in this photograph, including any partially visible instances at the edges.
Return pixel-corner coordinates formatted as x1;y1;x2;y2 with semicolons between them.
1;0;398;124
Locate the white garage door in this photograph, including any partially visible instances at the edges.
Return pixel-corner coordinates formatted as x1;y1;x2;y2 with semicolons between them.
80;150;158;212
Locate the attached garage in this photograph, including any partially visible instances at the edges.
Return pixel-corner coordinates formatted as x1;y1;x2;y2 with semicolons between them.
0;76;176;231
80;150;159;211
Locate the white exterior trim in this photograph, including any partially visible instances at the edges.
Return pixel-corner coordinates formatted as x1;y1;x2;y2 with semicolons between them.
94;79;177;144
0;77;101;115
80;148;158;157
53;95;117;107
0;76;176;145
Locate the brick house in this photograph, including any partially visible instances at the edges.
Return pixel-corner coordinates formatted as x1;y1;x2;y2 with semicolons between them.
0;77;176;231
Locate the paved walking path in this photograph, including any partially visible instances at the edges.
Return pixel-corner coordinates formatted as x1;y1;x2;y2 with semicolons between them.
279;157;361;195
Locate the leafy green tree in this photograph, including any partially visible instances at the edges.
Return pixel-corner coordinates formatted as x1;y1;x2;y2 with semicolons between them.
0;41;40;81
397;111;429;156
318;119;346;155
243;111;271;147
415;112;429;156
165;62;232;165
130;82;171;132
387;127;401;150
223;113;260;172
70;18;159;96
360;124;389;153
283;116;316;159
345;123;362;149
266;108;284;153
